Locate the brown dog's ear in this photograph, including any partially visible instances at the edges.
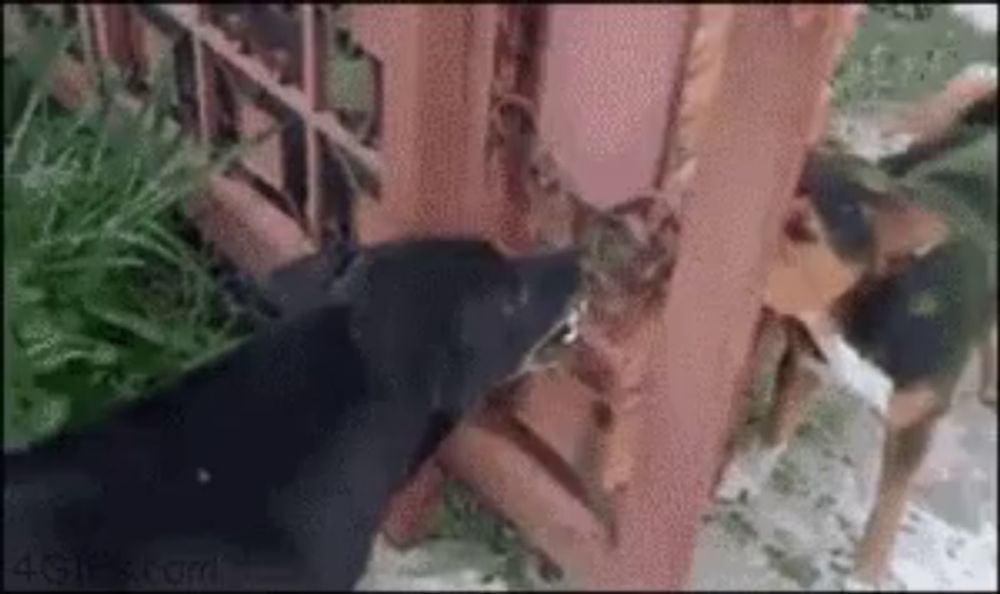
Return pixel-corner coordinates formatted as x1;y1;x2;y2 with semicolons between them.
765;199;867;317
783;197;822;245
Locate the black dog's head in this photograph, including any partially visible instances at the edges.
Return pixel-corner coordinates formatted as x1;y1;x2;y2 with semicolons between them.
346;239;582;419
264;238;582;421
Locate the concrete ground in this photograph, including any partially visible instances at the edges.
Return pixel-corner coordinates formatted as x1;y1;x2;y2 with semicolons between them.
692;356;997;592
357;351;996;591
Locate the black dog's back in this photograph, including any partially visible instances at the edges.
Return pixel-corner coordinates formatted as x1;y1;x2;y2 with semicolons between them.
5;305;394;589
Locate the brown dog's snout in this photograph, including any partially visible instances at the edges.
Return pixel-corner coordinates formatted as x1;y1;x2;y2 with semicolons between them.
766;201;867;317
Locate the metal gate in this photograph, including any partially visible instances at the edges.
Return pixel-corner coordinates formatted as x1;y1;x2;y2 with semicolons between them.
9;4;857;588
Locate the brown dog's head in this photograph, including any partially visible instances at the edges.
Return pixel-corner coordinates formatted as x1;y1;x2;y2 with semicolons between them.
766;75;996;319
765;151;898;317
766;161;953;319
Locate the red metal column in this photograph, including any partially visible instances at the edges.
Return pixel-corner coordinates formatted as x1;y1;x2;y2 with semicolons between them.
586;7;855;588
389;5;855;589
350;4;500;242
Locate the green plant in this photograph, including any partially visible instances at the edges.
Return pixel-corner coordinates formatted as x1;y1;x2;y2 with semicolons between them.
769;456;806;497
3;23;252;450
797;397;851;452
833;5;996;109
761;545;821;588
717;508;759;547
433;480;537;589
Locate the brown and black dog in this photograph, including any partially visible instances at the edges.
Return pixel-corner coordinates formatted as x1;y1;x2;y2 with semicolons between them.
718;73;997;587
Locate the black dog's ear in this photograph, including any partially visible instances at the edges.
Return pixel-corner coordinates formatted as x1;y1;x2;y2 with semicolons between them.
260;242;359;317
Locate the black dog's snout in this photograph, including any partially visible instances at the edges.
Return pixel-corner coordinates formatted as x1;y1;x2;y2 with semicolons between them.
511;248;583;340
516;248;582;304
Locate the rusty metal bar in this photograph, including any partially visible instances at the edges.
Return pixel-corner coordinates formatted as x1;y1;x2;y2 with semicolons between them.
187;174;315;278
41;39;314;278
302;5;324;110
303;130;324;241
302;4;325;242
509;370;603;475
438;420;611;573
88;4;132;71
189;5;220;149
164;7;381;183
75;4;97;77
192;41;218;146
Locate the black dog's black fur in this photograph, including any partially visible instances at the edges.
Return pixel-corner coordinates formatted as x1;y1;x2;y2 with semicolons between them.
4;239;581;591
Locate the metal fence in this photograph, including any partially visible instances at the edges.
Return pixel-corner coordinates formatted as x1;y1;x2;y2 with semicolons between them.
6;4;857;588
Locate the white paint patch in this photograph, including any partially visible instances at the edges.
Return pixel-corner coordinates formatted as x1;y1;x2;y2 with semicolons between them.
952;5;998;34
962;62;999;83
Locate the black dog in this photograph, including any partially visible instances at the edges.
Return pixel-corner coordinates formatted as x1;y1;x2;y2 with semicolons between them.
4;239;582;591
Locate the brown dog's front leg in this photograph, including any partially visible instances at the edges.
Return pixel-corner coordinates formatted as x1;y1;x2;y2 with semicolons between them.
716;316;825;501
761;318;826;448
762;354;823;449
977;329;998;411
855;384;943;586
